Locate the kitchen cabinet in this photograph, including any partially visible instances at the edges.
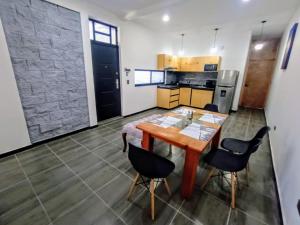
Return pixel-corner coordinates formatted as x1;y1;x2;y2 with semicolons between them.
157;88;179;109
157;54;180;70
157;54;221;72
190;89;214;108
179;88;192;105
180;56;221;72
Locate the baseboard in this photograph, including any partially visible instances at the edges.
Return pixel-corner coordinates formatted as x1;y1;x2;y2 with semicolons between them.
265;113;285;225
123;107;158;118
0;125;98;159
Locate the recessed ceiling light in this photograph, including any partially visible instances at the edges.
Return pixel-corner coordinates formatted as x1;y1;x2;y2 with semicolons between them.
242;0;250;2
254;43;264;51
162;14;170;22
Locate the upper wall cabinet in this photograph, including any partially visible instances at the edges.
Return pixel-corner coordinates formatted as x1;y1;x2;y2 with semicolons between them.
157;54;180;71
157;54;221;72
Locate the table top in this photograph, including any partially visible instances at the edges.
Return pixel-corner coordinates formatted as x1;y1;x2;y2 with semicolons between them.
136;107;228;153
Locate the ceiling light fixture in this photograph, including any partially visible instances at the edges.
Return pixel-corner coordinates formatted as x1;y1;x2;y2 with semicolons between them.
178;33;185;56
162;14;170;22
254;20;267;51
242;0;250;3
210;28;219;54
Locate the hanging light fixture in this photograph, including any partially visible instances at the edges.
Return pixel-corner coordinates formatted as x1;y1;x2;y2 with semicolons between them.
255;20;267;51
178;33;185;56
210;28;219;54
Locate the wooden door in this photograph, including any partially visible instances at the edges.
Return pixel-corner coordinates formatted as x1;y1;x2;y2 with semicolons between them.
240;39;279;109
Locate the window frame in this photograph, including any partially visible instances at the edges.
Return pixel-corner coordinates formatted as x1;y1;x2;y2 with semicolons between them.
89;18;118;46
134;69;165;87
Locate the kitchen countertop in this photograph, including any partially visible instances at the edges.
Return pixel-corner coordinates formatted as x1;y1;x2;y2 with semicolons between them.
158;84;215;91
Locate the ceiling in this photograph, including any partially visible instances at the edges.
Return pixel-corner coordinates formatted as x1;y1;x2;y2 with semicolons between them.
87;0;300;38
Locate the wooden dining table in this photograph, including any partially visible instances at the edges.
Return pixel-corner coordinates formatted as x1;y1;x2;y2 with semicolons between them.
136;107;228;199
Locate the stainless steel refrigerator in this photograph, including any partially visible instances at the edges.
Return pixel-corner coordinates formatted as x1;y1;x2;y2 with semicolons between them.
213;70;239;114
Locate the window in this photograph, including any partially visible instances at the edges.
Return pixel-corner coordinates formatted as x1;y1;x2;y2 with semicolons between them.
89;19;118;45
135;70;165;86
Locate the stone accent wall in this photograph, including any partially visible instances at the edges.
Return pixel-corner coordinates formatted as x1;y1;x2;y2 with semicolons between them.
0;0;90;143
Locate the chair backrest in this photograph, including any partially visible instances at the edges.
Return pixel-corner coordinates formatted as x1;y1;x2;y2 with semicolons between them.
249;126;270;153
204;104;219;113
128;143;156;177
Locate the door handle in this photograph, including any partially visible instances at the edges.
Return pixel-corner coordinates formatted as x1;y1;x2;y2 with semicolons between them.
116;79;119;90
245;84;249;87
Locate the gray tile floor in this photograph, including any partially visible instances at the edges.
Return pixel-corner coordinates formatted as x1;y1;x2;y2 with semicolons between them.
0;108;282;225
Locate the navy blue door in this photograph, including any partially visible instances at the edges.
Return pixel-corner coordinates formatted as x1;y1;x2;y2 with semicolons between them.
91;41;121;121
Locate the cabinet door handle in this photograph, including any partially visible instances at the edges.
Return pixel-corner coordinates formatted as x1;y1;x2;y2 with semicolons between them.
116;79;119;90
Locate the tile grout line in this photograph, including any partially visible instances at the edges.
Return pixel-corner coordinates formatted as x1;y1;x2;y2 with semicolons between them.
45;145;129;225
225;207;232;225
70;133;188;216
45;161;123;223
69;136;135;181
15;155;53;225
234;207;269;225
168;200;187;225
119;189;147;215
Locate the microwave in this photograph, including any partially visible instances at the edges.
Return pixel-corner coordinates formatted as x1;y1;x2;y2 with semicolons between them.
204;64;218;72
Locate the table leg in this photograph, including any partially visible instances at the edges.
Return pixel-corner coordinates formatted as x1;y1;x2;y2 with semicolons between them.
211;128;221;149
181;149;201;199
141;131;154;151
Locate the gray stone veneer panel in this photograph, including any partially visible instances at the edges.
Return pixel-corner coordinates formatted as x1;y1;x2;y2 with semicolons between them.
0;0;90;143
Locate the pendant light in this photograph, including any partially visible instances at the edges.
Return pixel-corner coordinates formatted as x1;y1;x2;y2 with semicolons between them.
210;28;219;54
178;33;185;56
255;20;267;51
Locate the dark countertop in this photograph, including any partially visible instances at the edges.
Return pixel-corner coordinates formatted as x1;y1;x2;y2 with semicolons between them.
158;84;214;91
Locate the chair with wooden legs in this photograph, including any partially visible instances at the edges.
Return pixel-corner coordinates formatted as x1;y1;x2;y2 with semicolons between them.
127;143;175;220
220;126;270;184
201;127;269;208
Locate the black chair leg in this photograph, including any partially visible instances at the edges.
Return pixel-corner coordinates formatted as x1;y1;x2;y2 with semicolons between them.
122;133;127;152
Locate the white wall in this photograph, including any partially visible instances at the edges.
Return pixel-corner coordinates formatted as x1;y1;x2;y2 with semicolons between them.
119;22;172;116
265;6;300;225
0;20;31;154
166;27;252;110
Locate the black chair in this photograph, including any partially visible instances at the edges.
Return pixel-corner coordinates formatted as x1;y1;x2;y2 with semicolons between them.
220;126;270;183
204;104;219;113
127;143;175;220
201;127;269;208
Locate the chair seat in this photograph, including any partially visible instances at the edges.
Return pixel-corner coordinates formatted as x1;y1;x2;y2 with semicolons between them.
204;148;248;172
221;138;249;154
122;114;161;139
129;144;175;179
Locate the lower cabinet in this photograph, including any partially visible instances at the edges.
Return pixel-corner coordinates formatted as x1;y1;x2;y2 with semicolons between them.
157;88;214;109
157;88;179;109
179;88;192;105
190;89;214;108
